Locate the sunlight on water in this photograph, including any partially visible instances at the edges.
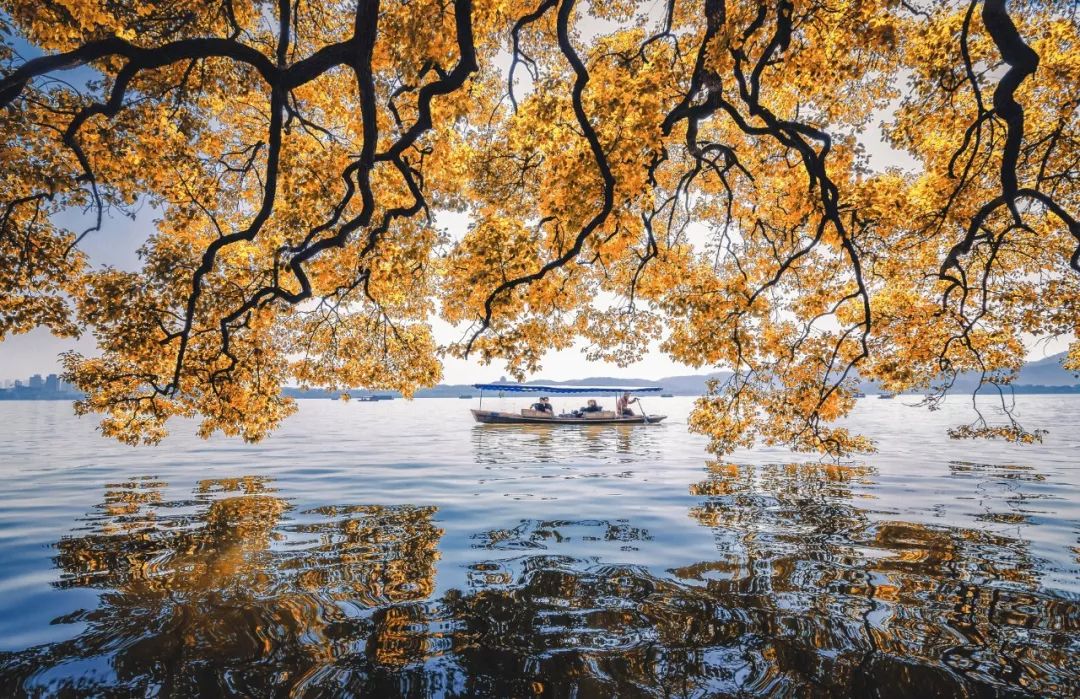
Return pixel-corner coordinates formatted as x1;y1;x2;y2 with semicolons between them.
0;397;1077;696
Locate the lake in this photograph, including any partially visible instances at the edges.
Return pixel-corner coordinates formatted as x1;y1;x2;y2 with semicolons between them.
0;395;1076;697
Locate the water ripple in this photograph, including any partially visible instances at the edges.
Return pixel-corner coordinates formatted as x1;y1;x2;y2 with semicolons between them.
0;397;1076;696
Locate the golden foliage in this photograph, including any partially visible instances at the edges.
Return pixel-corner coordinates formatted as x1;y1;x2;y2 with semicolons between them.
0;0;1077;451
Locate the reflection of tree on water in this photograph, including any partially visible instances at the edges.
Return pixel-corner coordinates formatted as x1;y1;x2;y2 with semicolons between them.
0;476;444;697
54;475;288;591
414;464;1077;697
413;463;1075;697
472;423;661;465
677;462;1077;697
2;467;1077;697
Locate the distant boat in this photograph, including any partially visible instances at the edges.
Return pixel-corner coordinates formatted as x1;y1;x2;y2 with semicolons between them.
661;393;674;398
468;384;666;425
878;393;896;399
459;394;473;399
854;391;867;398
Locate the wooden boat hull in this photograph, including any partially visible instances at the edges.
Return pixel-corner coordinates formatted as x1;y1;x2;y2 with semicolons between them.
471;409;666;425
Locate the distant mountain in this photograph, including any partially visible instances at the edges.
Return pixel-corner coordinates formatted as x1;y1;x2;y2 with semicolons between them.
10;356;1073;402
649;371;735;395
1017;352;1080;386
49;356;1074;401
857;351;1079;394
415;356;1078;399
503;356;1078;396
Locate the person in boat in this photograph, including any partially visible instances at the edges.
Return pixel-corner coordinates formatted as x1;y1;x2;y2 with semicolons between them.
572;399;603;417
616;391;638;416
531;396;554;414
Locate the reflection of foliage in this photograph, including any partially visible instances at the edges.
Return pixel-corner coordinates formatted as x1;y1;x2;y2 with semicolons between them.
0;477;443;696
2;468;1077;696
288;504;442;605
675;461;1076;697
368;464;1075;696
436;556;1076;697
55;475;287;590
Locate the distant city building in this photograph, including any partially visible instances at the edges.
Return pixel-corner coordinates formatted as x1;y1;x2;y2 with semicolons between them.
0;373;86;399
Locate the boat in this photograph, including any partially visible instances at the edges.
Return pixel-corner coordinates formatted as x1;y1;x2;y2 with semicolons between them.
661;393;674;398
356;394;395;402
458;394;473;399
878;393;896;399
470;409;665;425
469;383;666;425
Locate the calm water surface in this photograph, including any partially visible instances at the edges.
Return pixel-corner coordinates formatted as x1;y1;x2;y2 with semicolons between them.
0;395;1076;697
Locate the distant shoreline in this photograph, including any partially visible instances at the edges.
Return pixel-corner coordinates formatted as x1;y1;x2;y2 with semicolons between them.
6;351;1076;401
4;386;1079;401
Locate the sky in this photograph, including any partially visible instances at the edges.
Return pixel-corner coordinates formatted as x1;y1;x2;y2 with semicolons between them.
0;12;1072;385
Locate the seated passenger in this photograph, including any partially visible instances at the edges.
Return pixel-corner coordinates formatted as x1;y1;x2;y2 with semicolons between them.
572;399;603;417
530;396;554;414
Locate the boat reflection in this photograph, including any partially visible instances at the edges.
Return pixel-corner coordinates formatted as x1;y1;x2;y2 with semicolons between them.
1;465;1076;697
472;423;661;465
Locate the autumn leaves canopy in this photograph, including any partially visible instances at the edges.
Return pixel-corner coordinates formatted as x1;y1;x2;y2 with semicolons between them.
0;0;1077;451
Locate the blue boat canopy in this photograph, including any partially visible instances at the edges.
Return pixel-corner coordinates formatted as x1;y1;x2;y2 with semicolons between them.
472;383;662;394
